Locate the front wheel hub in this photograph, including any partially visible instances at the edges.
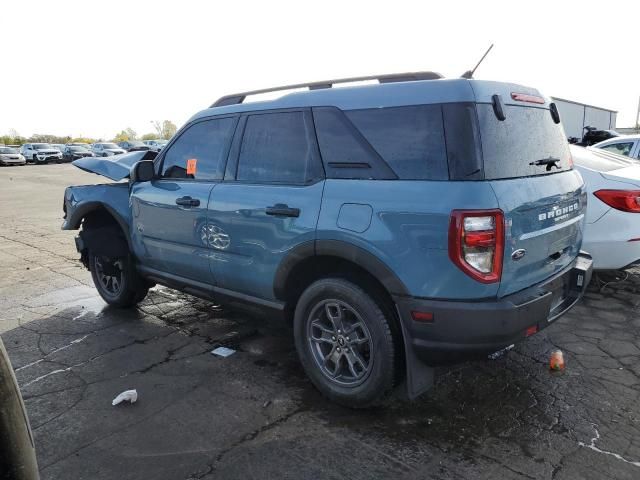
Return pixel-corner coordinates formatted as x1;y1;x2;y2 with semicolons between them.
95;257;124;296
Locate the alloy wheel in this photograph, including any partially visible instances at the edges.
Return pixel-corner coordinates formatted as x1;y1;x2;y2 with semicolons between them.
307;299;373;386
94;257;124;297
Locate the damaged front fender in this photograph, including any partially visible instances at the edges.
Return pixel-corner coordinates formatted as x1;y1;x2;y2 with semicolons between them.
62;183;132;233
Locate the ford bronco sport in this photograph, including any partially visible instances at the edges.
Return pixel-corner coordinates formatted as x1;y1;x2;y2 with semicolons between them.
62;72;593;407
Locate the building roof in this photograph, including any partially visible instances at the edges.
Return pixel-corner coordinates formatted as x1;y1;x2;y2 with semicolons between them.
551;96;617;113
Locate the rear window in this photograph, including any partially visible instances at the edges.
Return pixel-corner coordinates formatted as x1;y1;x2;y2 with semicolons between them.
574;147;635;172
476;104;572;179
598;142;634;157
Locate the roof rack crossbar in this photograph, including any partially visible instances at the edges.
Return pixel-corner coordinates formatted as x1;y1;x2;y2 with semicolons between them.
210;71;444;107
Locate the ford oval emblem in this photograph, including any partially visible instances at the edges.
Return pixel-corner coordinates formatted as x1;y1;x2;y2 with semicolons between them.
511;249;526;261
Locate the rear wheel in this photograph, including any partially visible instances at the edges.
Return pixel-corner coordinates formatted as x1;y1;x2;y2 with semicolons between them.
89;253;148;307
294;278;397;408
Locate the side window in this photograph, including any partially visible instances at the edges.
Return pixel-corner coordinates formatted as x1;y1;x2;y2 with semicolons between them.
236;111;321;184
345;105;449;180
600;142;634;157
161;117;236;180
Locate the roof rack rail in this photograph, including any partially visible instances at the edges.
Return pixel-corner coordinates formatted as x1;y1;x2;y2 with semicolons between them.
210;71;444;107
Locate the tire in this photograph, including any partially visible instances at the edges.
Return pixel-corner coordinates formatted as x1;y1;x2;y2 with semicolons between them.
294;278;396;408
89;252;148;308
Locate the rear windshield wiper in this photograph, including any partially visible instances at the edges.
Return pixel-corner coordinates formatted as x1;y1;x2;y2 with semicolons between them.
529;156;561;171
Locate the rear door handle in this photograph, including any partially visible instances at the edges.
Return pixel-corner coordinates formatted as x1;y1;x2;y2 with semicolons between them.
175;196;200;207
265;204;300;217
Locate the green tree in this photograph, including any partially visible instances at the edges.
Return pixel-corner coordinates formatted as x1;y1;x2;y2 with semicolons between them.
112;127;138;143
125;127;137;140
141;132;158;140
71;137;97;144
151;120;178;140
112;130;129;142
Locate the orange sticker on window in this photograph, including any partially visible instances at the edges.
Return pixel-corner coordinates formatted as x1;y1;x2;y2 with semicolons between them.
186;158;197;176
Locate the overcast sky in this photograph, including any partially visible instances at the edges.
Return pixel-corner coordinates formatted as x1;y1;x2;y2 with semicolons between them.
2;0;638;139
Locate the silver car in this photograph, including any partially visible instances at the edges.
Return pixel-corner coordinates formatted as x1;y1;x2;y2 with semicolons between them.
0;146;26;166
142;139;168;152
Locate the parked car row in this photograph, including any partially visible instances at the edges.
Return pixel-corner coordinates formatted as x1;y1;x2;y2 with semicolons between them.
0;139;169;166
114;139;168;152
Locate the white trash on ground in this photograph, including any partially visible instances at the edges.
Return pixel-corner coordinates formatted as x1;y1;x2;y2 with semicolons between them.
211;346;236;357
112;389;138;406
488;344;514;360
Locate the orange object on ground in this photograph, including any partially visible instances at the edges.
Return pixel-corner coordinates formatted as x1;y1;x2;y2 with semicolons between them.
549;350;565;371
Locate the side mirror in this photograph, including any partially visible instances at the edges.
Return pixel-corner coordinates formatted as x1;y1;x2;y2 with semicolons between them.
130;160;155;183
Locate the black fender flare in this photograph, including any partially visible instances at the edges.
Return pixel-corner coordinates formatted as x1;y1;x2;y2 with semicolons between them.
66;201;133;251
273;240;431;399
273;239;410;300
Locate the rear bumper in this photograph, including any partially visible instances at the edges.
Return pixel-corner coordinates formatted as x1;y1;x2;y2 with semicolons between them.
394;251;593;364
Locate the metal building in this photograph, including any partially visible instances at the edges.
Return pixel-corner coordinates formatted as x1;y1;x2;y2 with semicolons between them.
551;97;618;141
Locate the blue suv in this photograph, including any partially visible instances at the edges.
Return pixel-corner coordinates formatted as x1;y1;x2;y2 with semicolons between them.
63;72;592;407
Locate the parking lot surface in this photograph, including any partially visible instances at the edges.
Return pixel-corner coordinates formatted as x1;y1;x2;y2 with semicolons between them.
1;163;640;479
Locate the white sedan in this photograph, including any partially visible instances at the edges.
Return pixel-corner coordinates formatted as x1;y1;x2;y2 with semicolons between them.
572;145;640;270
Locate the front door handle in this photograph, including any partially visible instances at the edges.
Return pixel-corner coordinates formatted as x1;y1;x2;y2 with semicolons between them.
265;204;300;217
175;196;200;207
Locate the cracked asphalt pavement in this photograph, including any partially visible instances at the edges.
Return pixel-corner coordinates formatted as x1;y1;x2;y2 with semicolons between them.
1;164;640;479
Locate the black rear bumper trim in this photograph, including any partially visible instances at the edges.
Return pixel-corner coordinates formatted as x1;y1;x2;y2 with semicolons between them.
394;251;593;365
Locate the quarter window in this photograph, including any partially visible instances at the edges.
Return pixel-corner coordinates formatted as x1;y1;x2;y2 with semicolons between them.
236;111;320;184
161;117;236;180
312;107;397;180
345;105;449;180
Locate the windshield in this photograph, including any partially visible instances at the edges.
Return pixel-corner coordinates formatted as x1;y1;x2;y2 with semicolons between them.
69;146;89;152
129;141;145;146
101;143;120;149
34;143;53;150
0;147;17;154
476;104;572;179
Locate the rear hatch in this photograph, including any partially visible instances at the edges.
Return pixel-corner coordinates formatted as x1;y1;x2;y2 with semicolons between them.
471;82;587;297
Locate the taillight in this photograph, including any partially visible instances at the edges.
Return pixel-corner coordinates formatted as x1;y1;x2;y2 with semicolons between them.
594;190;640;213
449;210;504;283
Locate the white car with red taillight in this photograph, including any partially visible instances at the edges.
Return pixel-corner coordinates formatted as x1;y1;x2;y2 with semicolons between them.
572;145;640;270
